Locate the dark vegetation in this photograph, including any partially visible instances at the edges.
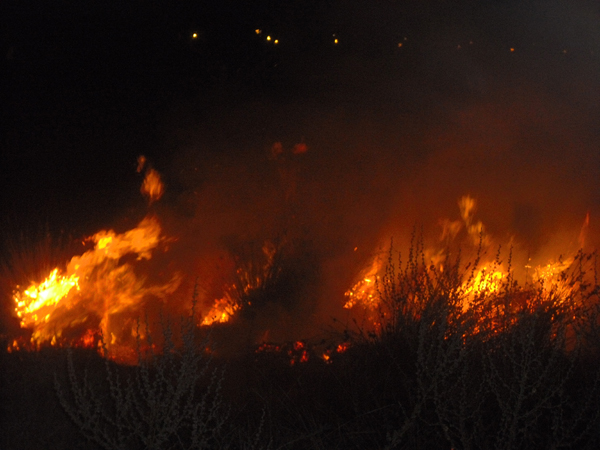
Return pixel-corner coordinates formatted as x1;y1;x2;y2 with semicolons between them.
3;243;600;450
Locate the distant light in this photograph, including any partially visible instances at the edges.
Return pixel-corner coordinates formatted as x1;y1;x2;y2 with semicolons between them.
510;47;515;52
255;29;261;35
191;32;198;39
266;35;271;41
274;39;279;44
562;49;567;54
397;42;403;47
334;38;339;44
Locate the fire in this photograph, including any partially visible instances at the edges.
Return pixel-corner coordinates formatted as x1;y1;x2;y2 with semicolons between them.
462;265;506;308
137;155;165;204
344;256;384;309
12;215;181;352
322;342;350;363
343;195;590;337
201;240;280;326
255;340;310;366
201;295;240;326
14;268;80;326
141;168;165;204
532;257;574;285
8;151;595;367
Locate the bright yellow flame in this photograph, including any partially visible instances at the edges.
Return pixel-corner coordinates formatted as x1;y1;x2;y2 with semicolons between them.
274;39;279;44
201;296;239;326
14;269;79;327
334;38;339;44
461;266;506;310
192;32;198;39
13;215;181;348
344;257;383;309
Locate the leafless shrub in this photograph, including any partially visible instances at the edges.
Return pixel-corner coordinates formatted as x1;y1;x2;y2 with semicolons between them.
54;304;229;450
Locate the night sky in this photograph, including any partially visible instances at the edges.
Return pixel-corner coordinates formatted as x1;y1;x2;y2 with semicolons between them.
2;0;600;278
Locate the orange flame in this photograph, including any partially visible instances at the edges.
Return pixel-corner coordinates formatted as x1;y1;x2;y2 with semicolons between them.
200;240;279;326
141;168;164;204
13;215;181;351
201;295;240;326
344;256;383;309
343;196;586;334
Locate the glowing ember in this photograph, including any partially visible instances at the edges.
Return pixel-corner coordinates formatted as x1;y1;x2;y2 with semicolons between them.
255;341;310;366
336;342;350;353
323;342;351;362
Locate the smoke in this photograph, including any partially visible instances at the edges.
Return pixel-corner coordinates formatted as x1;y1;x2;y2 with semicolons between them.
2;0;600;349
139;1;600;344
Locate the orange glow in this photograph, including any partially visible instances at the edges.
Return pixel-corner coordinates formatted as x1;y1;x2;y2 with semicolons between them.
201;241;278;326
12;215;181;353
140;168;164;204
336;342;350;353
292;142;308;154
464;266;505;297
14;268;79;326
201;295;239;326
343;195;588;339
344;256;383;309
136;155;146;173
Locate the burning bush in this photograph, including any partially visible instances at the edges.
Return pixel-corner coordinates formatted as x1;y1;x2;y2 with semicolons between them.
333;239;600;450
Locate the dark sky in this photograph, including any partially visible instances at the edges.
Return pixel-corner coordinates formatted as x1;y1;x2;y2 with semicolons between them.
2;0;600;256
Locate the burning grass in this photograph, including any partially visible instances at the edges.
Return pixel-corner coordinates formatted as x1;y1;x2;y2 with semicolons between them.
4;166;600;448
4;239;600;450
